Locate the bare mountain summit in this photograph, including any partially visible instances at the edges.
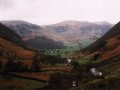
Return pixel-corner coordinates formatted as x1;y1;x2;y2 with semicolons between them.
1;20;113;49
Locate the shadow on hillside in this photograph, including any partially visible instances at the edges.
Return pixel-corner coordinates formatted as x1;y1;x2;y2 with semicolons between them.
25;36;65;49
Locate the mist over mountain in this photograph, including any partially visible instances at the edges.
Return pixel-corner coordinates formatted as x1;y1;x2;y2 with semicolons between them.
1;20;113;49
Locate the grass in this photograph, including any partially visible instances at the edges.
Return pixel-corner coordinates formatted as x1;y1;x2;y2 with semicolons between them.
0;74;47;90
77;57;91;64
84;76;120;90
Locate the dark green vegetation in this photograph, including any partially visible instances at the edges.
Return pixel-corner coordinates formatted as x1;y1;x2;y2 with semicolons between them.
26;36;65;49
0;23;23;46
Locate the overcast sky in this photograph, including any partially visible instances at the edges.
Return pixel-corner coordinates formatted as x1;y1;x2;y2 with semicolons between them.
0;0;120;25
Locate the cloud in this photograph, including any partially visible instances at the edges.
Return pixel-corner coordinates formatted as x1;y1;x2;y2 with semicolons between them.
0;0;119;25
0;0;14;9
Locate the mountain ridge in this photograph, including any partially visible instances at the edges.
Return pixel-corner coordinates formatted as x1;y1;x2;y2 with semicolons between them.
1;20;113;49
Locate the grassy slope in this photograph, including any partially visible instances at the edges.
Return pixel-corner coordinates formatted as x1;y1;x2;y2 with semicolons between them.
0;37;35;60
72;55;120;90
79;22;120;61
86;56;120;90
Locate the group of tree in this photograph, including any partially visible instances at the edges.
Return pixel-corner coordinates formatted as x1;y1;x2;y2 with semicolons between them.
0;54;43;72
0;53;67;72
44;55;66;66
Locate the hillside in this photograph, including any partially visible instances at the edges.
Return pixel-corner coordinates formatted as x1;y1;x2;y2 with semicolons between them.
1;20;113;49
72;22;120;90
0;23;35;60
1;20;44;40
0;23;23;45
0;37;35;60
82;22;120;60
73;47;120;90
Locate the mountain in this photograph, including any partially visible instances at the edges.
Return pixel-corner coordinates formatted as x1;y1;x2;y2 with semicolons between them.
82;21;120;60
0;23;35;60
0;23;23;45
43;21;113;46
1;20;113;49
1;21;65;49
1;20;43;40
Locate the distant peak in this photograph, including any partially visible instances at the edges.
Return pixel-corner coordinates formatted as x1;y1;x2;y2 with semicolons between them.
60;20;89;24
95;21;112;25
54;20;91;26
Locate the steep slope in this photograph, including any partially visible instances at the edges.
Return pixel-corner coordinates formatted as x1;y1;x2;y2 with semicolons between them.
0;23;23;45
1;20;113;49
83;22;120;52
0;37;35;60
82;21;120;60
0;21;35;60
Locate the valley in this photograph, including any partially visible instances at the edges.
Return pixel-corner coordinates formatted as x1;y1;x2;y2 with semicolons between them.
0;0;119;89
0;21;120;90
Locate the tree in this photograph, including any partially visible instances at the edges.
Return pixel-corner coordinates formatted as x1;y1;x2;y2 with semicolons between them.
5;58;25;71
31;55;42;71
71;61;80;71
